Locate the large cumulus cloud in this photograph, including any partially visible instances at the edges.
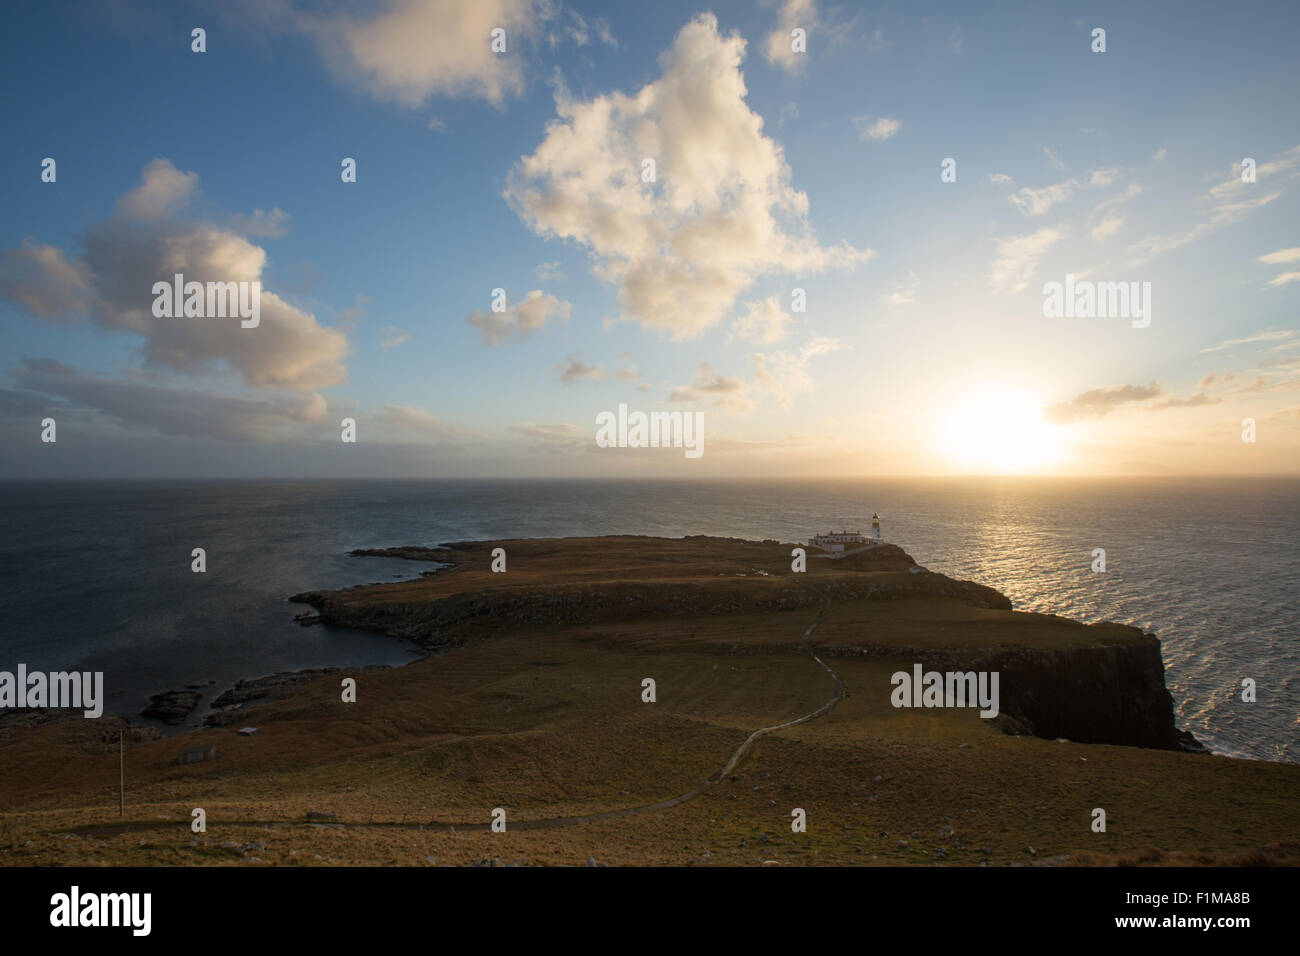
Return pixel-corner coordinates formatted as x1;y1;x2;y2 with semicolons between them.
0;158;349;392
504;13;871;340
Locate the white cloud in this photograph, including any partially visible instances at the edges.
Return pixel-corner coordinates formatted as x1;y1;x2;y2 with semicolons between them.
547;8;617;50
1129;192;1282;264
1259;247;1300;264
556;353;603;383
764;0;818;73
666;345;848;411
1153;147;1167;163
1091;215;1124;240
379;326;411;349
1200;329;1298;353
854;115;902;142
670;361;746;401
0;241;95;319
1009;180;1077;217
592;16;616;47
373;403;471;439
1044;382;1164;423
227;207;291;238
504;14;871;340
883;271;919;306
509;422;582;440
0;158;348;392
669;361;753;411
533;260;563;282
115;157;199;220
1078;184;1141;253
1130;146;1300;266
294;0;540;107
12;358;331;442
616;351;640;380
1208;146;1300;203
988;227;1062;293
508;421;588;453
466;289;571;345
1096;181;1142;211
989;173;1013;185
856;26;892;54
1009;167;1123;217
337;294;369;329
1259;248;1300;287
731;295;791;343
750;337;848;406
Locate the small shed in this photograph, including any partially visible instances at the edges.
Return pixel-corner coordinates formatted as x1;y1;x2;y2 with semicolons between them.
175;744;217;765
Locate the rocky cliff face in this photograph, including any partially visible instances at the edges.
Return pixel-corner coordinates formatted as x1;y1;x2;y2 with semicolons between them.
291;537;1195;753
982;639;1187;749
827;631;1195;751
290;570;1010;648
947;637;1190;750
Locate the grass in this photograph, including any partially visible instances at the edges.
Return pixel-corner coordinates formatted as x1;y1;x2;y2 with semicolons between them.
2;536;1296;866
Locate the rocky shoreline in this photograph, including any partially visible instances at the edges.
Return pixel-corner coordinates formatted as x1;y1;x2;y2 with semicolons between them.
131;549;455;730
138;666;402;731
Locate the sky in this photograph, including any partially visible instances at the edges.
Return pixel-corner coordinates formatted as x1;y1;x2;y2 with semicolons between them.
1;0;1298;479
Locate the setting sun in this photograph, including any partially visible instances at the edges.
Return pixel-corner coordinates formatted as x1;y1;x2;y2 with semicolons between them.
935;384;1066;473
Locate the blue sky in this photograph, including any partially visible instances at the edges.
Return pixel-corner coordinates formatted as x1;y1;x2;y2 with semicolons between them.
2;0;1298;477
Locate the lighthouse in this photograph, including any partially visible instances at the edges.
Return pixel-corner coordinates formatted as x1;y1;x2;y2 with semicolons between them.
871;512;882;543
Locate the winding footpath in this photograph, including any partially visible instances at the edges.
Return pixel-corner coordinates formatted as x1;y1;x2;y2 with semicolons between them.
505;598;842;831
70;600;843;836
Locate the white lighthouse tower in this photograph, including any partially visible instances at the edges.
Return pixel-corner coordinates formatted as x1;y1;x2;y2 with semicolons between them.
871;512;882;543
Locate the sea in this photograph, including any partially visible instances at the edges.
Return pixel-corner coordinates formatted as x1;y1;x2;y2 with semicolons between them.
1;477;1295;763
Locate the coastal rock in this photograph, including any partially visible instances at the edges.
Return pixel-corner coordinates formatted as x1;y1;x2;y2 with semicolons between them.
204;668;343;727
349;546;459;563
971;641;1187;750
140;690;202;725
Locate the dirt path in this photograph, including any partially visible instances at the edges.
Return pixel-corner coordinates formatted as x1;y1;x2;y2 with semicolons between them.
68;601;843;837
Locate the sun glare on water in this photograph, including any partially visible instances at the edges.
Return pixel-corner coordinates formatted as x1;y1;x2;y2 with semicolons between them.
935;384;1066;473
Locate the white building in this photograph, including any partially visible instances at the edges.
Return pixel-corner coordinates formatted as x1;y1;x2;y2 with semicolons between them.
808;514;883;553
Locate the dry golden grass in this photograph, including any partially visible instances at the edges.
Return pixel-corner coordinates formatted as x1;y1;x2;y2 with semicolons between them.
2;536;1295;866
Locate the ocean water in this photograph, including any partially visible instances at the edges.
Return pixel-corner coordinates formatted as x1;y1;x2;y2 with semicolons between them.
0;478;1295;762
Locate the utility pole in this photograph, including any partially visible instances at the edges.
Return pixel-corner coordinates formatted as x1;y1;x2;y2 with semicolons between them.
119;730;124;817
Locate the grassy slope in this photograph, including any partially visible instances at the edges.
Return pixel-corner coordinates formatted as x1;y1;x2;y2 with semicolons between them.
1;536;1295;866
